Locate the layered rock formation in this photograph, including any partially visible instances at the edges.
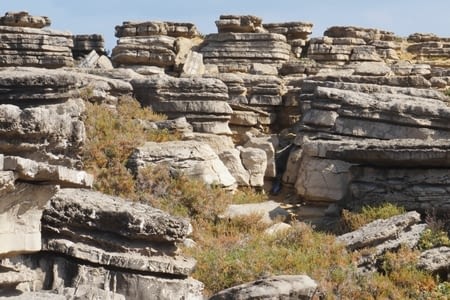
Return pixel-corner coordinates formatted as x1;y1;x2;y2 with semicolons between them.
72;34;106;58
132;74;233;134
200;15;292;73
285;73;450;211
112;20;202;73
0;12;73;68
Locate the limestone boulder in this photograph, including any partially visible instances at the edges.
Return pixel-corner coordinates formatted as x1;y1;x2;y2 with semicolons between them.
294;155;353;203
336;211;421;250
221;201;289;224
240;147;267;187
219;149;250;186
244;135;277;178
128;140;236;189
209;275;319;300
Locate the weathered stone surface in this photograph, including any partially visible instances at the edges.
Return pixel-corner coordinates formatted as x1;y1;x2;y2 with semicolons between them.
10;254;203;300
115;21;200;38
181;51;205;76
324;26;396;42
294;156;353;202
0;171;15;197
185;132;235;154
0;183;58;257
112;35;176;67
216;15;264;33
132;74;232;134
336;211;421;250
0;12;51;29
42;238;195;276
417;246;450;274
209;275;319;300
221;201;289;224
129;141;236;188
41;188;196;278
72;34;105;57
3;156;93;188
43;188;191;243
219;149;250;186
240;147;267;187
300;86;450;140
200;32;290;72
244;136;277;178
0;99;85;167
0;25;73;68
0;267;36;289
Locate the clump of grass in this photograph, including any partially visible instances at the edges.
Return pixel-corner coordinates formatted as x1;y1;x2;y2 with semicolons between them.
418;228;450;250
83;95;177;197
340;203;406;232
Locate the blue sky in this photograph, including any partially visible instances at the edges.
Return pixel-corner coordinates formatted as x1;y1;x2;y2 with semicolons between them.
3;1;450;51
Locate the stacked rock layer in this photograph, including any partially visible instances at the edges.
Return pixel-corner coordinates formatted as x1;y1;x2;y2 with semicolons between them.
0;12;73;68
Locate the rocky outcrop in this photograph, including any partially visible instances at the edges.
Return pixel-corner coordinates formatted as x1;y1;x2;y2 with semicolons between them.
307;26;401;66
209;275;319;300
407;33;450;67
264;22;313;58
0;188;203;299
200;15;291;73
337;211;427;271
0;12;73;68
132;74;233;134
0;67;133;167
72;34;105;58
128;140;236;189
112;20;202;73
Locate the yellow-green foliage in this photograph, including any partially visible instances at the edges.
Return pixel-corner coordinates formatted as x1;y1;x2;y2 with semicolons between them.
83;95;177;197
340;203;406;232
418;228;450;250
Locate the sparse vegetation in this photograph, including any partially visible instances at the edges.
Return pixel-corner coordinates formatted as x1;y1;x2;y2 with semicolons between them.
82;95;177;198
340;203;406;232
82;99;450;299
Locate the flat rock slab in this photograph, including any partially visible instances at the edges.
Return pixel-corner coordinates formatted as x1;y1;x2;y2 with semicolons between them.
42;188;191;243
209;275;318;300
221;201;289;224
42;238;195;276
336;211;421;250
418;246;450;274
3;156;93;188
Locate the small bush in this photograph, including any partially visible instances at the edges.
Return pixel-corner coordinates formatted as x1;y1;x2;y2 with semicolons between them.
340;203;406;232
418;228;450;250
83;95;176;197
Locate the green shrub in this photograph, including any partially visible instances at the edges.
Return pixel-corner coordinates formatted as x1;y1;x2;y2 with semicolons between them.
418;228;450;250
